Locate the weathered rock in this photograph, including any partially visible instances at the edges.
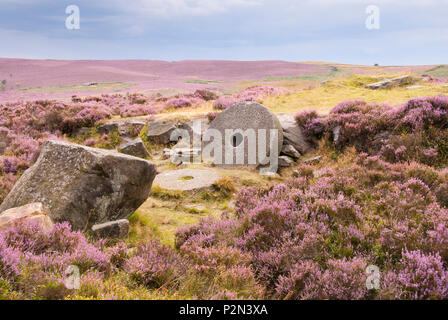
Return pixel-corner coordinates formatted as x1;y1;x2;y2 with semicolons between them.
194;89;219;101
277;114;311;155
99;120;146;137
177;119;209;145
98;123;119;135
91;219;129;239
366;75;416;90
303;155;322;164
119;138;150;158
0;202;54;232
0;140;157;230
147;121;176;145
278;156;294;167
332;126;341;145
118;120;146;137
153;169;220;191
75;127;92;137
281;144;301;159
204;102;283;168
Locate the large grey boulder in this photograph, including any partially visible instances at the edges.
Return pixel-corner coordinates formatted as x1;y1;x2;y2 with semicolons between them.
0;140;157;230
147;121;176;145
119;138;150;158
204;102;283;168
277;114;311;155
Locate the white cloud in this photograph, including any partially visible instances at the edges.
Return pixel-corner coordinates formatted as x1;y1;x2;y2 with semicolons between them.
108;0;262;17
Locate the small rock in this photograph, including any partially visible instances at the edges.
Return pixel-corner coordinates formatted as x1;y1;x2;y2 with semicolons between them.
147;121;176;145
332;126;341;144
303;156;322;164
75;127;91;137
281;144;301;159
0;203;54;232
98;123;119;135
195;89;219;101
279;156;294;167
118;120;146;137
91;219;129;239
119;138;150;158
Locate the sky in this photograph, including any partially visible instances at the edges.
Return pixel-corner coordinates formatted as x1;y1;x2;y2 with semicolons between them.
0;0;447;65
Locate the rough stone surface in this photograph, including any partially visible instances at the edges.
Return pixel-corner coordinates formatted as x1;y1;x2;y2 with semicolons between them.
0;140;157;230
98;123;119;135
277;113;311;155
278;156;294;167
0;202;54;232
119;138;150;158
177;118;209;145
303;155;322;164
366;75;416;90
99;120;146;137
281;144;301;159
91;219;129;239
117;119;146;137
147;121;176;145
205;102;283;168
153;169;220;191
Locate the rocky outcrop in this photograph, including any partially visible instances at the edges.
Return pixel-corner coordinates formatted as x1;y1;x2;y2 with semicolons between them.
147;121;176;145
281;144;301;160
277;114;311;155
0;140;157;230
366;75;416;90
0;202;54;232
119;138;150;158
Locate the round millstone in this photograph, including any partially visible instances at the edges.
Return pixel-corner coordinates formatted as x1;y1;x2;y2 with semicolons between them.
203;102;283;168
153;169;220;191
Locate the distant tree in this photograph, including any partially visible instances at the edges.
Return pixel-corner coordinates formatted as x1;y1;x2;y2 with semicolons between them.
374;63;379;66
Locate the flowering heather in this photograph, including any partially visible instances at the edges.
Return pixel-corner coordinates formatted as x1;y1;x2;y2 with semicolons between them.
296;95;448;166
176;156;448;299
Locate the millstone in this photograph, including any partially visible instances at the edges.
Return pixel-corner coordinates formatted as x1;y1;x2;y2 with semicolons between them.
153;169;220;191
204;102;283;168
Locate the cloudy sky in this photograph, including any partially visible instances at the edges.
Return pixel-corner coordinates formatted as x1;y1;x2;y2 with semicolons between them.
0;0;447;65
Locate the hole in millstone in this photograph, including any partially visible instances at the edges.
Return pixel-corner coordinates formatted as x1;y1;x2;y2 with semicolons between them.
231;133;243;148
178;176;194;181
